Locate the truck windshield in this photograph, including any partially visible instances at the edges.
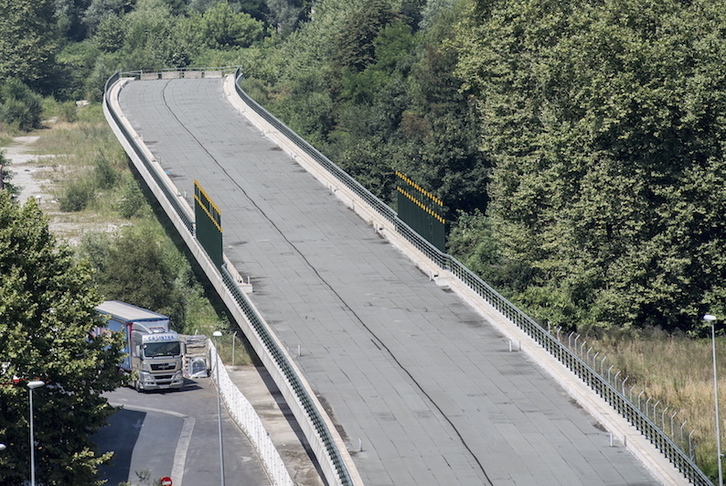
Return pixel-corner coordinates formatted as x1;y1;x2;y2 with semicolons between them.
143;342;181;358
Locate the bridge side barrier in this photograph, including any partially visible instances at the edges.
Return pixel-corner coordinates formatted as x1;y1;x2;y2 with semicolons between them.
103;73;356;486
233;68;712;486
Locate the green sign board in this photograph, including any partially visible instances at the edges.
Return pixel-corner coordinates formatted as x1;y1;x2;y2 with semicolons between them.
395;172;447;252
194;180;223;267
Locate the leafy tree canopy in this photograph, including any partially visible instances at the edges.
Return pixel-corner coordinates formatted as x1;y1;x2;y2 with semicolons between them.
0;151;19;197
0;79;43;131
455;0;726;332
0;0;59;92
79;226;188;329
0;192;125;485
200;1;265;49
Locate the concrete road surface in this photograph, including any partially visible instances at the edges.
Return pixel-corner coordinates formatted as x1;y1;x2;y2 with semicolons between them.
95;378;271;486
115;77;662;486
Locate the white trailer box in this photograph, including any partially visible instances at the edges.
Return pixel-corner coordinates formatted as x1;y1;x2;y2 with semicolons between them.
96;300;184;391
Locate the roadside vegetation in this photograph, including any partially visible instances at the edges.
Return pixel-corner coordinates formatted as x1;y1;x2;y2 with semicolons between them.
0;188;125;485
0;104;252;485
2;0;726;481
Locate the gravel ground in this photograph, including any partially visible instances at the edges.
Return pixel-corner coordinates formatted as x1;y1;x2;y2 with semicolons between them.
2;134;126;245
3;135;57;205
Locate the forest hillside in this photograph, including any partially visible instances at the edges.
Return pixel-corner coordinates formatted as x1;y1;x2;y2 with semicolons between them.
2;0;726;335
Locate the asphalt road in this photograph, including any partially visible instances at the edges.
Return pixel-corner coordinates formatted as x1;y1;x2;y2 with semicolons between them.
95;378;271;486
115;77;661;485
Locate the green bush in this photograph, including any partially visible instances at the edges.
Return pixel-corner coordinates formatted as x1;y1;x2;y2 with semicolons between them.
118;176;146;219
57;101;79;123
93;151;120;189
0;79;43;131
58;177;95;212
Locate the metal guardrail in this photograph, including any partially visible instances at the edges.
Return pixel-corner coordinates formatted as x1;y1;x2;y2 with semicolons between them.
104;72;354;486
233;68;713;486
219;266;353;486
208;338;295;486
118;66;239;80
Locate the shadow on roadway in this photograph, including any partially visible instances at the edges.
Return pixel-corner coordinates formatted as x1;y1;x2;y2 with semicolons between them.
94;408;146;485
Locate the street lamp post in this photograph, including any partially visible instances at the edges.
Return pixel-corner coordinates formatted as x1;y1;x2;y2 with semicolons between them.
27;380;45;486
212;331;225;486
705;314;723;486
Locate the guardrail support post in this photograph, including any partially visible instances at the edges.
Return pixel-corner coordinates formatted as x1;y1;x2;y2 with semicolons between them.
659;407;667;430
670;410;678;437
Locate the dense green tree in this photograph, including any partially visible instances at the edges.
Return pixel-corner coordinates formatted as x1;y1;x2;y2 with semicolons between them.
120;0;197;69
200;1;265;48
0;151;18;197
394;9;489;215
455;0;726;331
54;0;93;41
162;0;188;15
0;192;125;485
419;0;456;30
0;79;43;131
0;0;59;91
189;0;269;20
265;0;309;34
85;228;187;329
94;14;127;52
238;0;270;22
331;0;396;73
83;0;135;34
245;0;488;219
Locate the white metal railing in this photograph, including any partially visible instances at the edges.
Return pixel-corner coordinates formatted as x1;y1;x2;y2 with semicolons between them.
209;341;294;486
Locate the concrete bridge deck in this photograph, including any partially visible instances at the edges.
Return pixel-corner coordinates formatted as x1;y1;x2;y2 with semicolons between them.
115;76;665;485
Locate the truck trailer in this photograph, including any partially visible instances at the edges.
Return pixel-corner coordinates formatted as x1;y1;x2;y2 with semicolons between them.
96;300;185;391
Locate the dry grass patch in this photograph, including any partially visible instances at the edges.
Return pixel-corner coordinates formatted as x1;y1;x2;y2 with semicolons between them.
591;329;724;478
